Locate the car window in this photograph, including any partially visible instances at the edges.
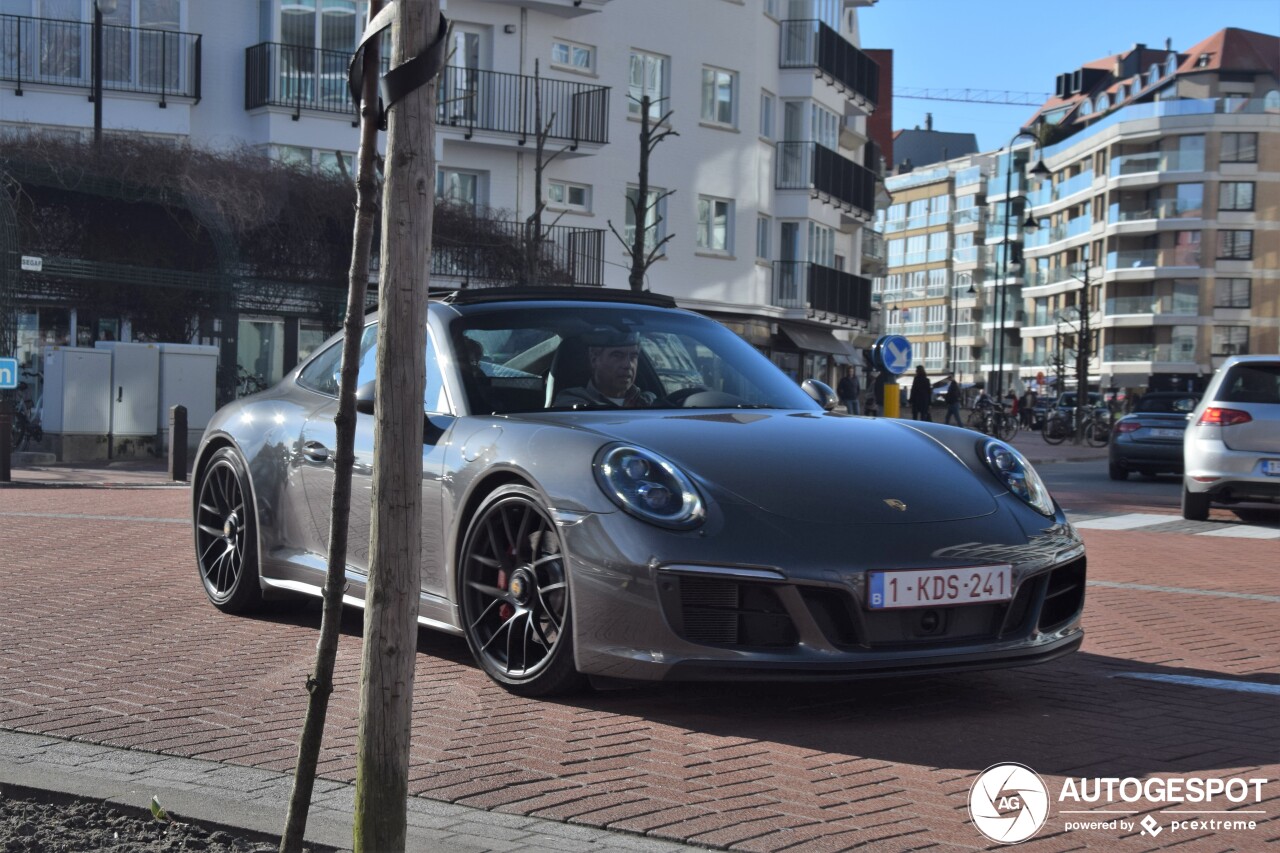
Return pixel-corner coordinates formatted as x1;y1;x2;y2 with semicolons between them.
1135;395;1198;414
1217;364;1280;405
297;324;377;396
450;305;817;413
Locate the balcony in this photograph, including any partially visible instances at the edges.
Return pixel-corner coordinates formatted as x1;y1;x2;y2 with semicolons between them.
1105;294;1199;316
1;13;201;101
1107;198;1203;224
1103;343;1197;363
1107;248;1200;271
1111;149;1204;176
776;142;876;219
773;262;872;323
431;220;605;286
245;48;610;146
778;19;878;109
474;0;611;16
953;246;979;264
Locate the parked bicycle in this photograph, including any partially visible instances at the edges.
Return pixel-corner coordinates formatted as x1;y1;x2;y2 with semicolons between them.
9;375;44;452
1042;407;1110;447
967;402;1018;441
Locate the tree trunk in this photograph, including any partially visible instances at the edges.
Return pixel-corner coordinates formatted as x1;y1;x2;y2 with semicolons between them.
629;96;652;292
279;5;382;851
354;1;439;851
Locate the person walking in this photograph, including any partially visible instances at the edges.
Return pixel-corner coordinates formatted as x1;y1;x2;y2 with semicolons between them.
944;376;963;426
836;366;861;415
1020;387;1037;428
909;364;932;421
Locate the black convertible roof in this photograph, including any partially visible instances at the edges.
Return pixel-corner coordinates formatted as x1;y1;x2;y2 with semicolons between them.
437;286;677;308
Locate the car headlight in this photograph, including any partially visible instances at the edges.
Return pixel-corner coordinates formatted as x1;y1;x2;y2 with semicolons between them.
594;444;705;529
980;439;1055;517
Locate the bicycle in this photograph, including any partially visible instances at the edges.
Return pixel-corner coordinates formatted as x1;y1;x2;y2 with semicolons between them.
968;403;1018;441
9;379;44;451
1042;408;1109;447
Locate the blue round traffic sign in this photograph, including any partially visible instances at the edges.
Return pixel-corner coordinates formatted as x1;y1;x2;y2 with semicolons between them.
872;335;912;375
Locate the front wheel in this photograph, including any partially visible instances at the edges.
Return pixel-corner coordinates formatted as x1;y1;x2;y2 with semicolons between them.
193;447;263;613
458;485;585;696
1042;417;1067;445
997;414;1018;442
1085;421;1110;448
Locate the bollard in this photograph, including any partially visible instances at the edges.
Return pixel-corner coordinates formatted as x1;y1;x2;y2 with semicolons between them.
882;379;900;419
0;398;11;483
168;404;188;482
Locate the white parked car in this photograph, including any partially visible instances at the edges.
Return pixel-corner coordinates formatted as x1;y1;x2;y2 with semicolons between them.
1182;355;1280;520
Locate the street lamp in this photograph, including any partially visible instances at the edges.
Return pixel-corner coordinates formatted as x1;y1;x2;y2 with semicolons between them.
992;130;1049;402
92;0;119;147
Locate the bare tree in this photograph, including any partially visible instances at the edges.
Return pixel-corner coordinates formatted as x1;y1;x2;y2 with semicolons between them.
607;94;677;292
354;1;441;851
278;4;383;852
524;59;570;287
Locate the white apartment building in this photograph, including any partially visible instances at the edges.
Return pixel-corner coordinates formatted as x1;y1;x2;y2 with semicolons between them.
1;0;884;389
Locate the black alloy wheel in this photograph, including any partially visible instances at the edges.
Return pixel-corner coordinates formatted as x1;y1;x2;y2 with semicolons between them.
194;447;262;613
458;485;584;696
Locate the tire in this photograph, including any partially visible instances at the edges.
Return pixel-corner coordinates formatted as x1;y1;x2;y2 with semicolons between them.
966;410;985;431
997;415;1018;442
194;447;263;613
1181;483;1211;521
1108;462;1129;481
458;485;585;696
1085;421;1109;448
1042;417;1067;445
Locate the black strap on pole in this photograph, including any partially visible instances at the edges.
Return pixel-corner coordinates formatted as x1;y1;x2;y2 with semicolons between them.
348;3;449;130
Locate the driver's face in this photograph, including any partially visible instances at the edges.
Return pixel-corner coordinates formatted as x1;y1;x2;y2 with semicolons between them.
590;345;639;397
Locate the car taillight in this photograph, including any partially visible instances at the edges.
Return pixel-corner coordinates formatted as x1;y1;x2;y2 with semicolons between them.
1115;422;1141;434
1197;407;1252;426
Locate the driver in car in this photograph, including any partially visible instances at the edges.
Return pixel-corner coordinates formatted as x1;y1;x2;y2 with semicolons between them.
553;329;657;409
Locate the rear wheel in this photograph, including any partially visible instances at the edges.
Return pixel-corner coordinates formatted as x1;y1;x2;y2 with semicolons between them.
1181;483;1211;521
997;413;1018;442
194;448;263;613
1042;416;1067;445
1085;420;1110;448
1108;462;1128;481
458;485;585;696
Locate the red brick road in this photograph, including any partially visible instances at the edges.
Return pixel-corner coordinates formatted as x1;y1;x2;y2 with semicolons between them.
1;487;1276;851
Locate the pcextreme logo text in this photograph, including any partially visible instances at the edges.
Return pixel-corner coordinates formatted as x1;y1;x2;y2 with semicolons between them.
969;763;1270;844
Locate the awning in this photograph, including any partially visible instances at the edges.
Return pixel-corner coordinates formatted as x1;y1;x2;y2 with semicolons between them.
778;322;855;359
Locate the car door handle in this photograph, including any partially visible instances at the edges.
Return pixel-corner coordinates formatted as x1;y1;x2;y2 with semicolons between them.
302;441;330;462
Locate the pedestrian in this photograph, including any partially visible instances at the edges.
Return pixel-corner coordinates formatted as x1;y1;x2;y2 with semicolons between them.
944;376;963;426
872;370;887;416
1020;387;1037;428
909;364;932;421
865;392;879;417
836;366;861;415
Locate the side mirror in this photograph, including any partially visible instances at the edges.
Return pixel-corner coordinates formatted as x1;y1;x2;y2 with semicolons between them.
801;379;840;412
355;380;376;415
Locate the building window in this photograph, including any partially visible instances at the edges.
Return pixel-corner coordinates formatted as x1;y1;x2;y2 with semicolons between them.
905;235;927;266
629;49;669;119
1217;230;1253;260
700;66;737;127
1220;132;1257;163
756;214;771;259
808;221;834;266
697;196;733;253
546;180;591;212
551;38;594;73
437;167;484;210
811;103;839;149
1218;182;1255;212
1212;326;1249;356
759;90;774;139
625;186;666;254
1214;278;1250;308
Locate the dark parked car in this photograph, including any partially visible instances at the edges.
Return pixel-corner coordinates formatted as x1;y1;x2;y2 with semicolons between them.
1108;392;1199;480
191;288;1085;695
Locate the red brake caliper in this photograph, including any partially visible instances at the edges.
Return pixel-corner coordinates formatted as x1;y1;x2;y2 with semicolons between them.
497;564;514;623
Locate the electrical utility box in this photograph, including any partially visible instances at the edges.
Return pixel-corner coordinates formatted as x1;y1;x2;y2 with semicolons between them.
157;343;219;449
95;341;160;439
42;346;112;434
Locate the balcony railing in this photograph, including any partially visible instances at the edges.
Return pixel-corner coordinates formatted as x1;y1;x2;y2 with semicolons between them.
1111;149;1204;176
1107;248;1200;270
953;246;979;263
1105;294;1199;316
245;48;610;145
1103;343;1197;363
1107;198;1203;224
773;262;872;323
1;13;200;101
776;141;876;218
432;220;605;287
778;19;878;107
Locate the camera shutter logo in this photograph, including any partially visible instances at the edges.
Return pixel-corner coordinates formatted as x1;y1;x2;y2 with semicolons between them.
969;763;1050;844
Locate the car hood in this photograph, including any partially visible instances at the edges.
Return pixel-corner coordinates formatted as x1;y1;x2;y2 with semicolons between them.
513;410;999;525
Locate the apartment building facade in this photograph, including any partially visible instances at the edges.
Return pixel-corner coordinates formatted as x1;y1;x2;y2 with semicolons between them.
1;0;883;393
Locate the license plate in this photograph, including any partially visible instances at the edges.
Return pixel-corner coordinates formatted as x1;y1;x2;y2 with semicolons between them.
868;566;1013;610
1148;428;1182;439
1265;460;1280;476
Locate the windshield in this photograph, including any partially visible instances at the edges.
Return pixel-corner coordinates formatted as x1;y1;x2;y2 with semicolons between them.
1135;394;1198;414
450;304;819;414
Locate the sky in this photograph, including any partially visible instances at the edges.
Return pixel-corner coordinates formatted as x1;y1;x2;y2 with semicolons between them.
858;0;1280;153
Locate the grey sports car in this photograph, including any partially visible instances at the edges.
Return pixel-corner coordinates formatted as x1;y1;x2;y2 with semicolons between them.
192;289;1085;695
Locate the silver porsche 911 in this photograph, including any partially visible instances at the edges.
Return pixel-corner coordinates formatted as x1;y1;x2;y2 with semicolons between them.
192;288;1085;695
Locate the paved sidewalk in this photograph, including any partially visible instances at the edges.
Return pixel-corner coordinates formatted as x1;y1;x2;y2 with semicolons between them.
0;728;697;853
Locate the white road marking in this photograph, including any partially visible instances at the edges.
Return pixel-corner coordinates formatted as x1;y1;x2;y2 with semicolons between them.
1073;513;1176;530
1114;672;1280;697
1196;525;1280;540
1088;580;1280;603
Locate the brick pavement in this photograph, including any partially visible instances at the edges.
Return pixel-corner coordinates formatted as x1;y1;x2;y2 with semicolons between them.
0;486;1276;852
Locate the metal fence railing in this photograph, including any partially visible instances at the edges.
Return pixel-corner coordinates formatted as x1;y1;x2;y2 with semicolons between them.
776;141;876;218
432;220;606;288
772;261;872;323
1;13;200;101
